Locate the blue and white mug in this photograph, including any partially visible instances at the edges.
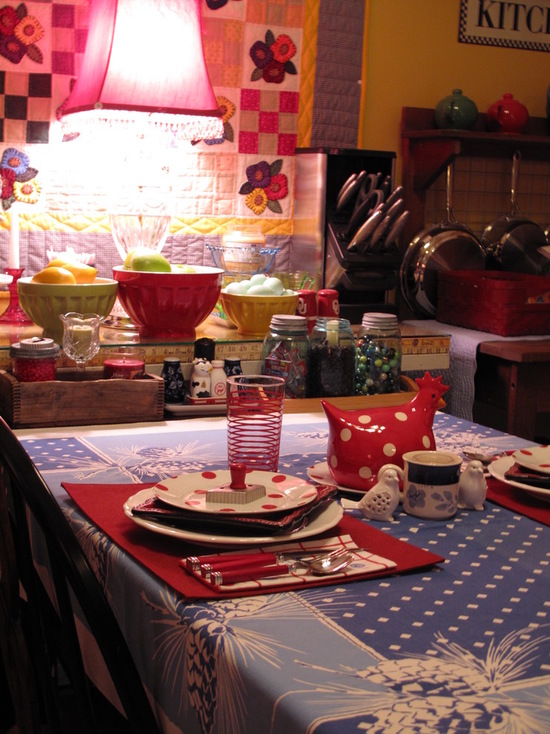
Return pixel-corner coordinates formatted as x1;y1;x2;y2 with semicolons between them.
381;450;462;520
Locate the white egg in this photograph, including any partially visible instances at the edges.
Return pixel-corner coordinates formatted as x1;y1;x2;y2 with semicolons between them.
247;285;271;295
282;288;296;296
225;281;247;294
237;279;253;292
263;277;284;295
250;273;267;285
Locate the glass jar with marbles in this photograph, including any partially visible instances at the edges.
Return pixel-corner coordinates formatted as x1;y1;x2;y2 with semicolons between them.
355;312;401;395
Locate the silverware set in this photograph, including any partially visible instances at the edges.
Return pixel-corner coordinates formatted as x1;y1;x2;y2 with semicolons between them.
183;547;355;586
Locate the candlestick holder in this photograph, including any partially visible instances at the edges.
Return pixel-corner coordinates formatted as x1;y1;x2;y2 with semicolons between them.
0;268;33;324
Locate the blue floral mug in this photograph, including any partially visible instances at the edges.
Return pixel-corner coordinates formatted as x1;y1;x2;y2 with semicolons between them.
381;450;462;520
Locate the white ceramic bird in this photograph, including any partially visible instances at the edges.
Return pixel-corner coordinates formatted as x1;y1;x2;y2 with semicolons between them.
458;460;487;511
357;467;401;522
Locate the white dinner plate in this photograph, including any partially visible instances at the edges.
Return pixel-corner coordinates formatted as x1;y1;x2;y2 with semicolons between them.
307;462;366;497
153;470;318;515
512;446;550;475
488;455;550;502
123;489;344;546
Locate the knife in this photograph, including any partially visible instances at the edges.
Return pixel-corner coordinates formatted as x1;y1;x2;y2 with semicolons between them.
347;207;384;252
382;210;409;251
336;170;366;211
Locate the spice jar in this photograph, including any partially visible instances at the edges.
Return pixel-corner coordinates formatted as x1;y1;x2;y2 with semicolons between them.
261;314;309;398
307;317;355;397
355;312;401;395
10;337;60;382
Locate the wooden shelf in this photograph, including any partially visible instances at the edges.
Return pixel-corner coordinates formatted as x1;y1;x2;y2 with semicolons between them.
400;106;550;252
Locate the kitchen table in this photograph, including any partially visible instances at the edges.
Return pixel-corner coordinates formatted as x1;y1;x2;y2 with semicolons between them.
16;412;550;733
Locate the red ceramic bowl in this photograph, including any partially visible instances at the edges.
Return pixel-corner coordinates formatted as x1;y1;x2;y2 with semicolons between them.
113;265;224;338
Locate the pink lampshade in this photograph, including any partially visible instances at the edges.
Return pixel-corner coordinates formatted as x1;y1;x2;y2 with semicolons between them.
60;0;223;142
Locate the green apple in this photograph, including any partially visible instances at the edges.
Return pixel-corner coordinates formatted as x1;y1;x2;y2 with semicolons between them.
129;251;172;272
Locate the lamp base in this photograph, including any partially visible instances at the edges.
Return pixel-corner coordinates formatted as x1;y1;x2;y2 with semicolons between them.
0;268;33;324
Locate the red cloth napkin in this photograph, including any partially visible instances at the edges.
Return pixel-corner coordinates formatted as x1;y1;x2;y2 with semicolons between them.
62;482;444;600
486;476;550;525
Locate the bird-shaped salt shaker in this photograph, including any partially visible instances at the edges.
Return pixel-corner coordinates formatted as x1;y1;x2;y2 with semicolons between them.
458;459;487;511
357;467;401;522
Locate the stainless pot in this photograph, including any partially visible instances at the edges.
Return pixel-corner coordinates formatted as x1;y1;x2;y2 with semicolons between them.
481;151;548;274
400;163;486;317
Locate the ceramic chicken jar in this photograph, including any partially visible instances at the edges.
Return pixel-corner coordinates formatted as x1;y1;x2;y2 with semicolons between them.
458;460;487;511
322;372;449;491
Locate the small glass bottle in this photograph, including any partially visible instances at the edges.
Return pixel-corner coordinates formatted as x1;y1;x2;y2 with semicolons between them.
261;314;309;398
355;312;401;395
161;357;185;403
307;317;355;397
10;337;60;382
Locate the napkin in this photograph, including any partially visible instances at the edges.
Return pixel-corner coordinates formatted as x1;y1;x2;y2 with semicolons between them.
181;539;397;592
504;462;550;488
130;484;337;536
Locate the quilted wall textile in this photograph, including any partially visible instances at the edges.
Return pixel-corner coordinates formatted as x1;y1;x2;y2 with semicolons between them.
0;0;365;278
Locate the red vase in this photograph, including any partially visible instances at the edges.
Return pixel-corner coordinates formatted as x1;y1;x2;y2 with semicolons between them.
486;93;529;133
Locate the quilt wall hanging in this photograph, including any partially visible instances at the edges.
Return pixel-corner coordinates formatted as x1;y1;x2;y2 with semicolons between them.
0;0;366;277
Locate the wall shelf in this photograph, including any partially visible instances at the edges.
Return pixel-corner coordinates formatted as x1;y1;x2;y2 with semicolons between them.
400;106;550;249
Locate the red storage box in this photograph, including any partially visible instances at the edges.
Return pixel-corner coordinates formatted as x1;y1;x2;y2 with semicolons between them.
436;270;550;336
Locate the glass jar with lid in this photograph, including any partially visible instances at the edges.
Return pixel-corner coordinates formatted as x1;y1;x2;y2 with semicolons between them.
10;337;61;382
261;314;309;398
307;317;355;397
355;312;401;395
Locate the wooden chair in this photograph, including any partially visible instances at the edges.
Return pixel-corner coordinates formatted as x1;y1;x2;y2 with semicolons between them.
0;417;161;734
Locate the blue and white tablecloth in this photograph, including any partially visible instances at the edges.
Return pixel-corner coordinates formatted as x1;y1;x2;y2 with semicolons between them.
18;412;550;734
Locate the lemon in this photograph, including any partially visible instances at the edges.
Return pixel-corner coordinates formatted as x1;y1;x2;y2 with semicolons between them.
32;266;77;284
46;258;97;284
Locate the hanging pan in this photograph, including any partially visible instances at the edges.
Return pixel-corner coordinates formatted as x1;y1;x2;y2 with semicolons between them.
481;150;548;275
400;162;486;317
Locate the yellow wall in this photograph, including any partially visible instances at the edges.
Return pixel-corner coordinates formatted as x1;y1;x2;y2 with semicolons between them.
361;0;550;177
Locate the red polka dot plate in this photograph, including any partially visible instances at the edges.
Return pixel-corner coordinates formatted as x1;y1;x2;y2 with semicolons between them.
152;470;318;515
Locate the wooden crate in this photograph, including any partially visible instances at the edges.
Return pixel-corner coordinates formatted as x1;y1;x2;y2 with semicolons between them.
437;270;550;336
0;369;165;428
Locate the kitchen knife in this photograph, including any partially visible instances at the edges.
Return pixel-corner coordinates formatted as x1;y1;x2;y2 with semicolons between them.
336;170;366;211
347;207;385;252
345;189;385;238
382;210;410;251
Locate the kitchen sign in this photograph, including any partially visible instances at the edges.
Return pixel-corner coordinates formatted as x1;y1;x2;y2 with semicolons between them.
459;0;550;51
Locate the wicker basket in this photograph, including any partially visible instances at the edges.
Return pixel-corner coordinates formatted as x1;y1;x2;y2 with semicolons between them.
437;270;550;336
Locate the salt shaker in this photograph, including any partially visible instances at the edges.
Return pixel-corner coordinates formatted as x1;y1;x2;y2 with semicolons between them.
161;357;185;403
210;359;227;398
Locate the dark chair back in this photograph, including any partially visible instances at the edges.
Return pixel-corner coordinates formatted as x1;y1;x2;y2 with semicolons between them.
0;417;161;734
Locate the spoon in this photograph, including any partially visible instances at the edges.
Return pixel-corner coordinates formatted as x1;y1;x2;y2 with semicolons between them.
462;450;505;466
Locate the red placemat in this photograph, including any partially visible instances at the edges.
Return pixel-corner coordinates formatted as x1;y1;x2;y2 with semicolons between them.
486;477;550;525
62;482;444;599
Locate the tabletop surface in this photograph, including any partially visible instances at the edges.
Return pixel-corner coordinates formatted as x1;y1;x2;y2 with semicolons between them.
17;412;550;734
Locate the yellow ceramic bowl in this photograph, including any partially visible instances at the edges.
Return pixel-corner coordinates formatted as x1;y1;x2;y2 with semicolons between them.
17;277;118;340
220;290;298;337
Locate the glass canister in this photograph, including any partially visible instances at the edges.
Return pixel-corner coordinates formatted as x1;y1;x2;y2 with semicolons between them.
10;337;60;382
307;317;355;397
355;312;401;395
261;314;309;398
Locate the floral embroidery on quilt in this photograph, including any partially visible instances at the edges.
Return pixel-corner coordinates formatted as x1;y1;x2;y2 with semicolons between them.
0;3;44;64
249;30;297;84
203;94;236;146
1;146;40;209
239;158;288;215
